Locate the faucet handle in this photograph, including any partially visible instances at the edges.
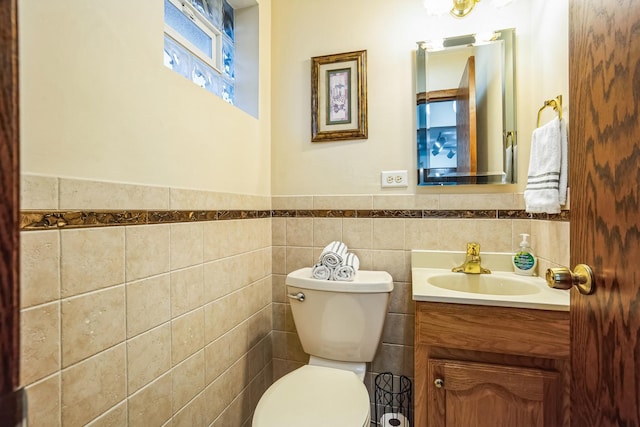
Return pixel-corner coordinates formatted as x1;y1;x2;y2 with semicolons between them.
466;242;481;257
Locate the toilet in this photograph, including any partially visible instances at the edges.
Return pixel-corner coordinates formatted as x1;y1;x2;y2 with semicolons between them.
252;267;393;427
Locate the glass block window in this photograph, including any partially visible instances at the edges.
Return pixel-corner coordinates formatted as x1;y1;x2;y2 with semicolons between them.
164;0;235;104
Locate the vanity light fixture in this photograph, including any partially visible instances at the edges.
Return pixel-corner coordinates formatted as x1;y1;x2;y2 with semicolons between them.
424;0;515;18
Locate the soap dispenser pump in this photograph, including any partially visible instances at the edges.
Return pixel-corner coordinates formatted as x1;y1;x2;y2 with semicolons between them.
512;233;537;276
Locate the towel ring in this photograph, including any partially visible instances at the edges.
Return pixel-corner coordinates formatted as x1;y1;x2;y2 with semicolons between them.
537;95;563;127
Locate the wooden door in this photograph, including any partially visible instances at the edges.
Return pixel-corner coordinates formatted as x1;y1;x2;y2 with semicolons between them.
456;55;477;174
428;359;559;427
569;0;640;425
0;0;23;423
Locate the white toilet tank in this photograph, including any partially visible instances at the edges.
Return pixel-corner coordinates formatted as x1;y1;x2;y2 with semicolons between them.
285;267;393;362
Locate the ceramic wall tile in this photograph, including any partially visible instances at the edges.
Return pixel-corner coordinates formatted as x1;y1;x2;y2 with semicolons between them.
437;218;513;252
173;391;207;427
125;224;171;282
271;196;313;210
172;351;205;414
21;174;59;210
85;401;127;427
170;187;223;210
127;323;171;394
204;293;237;344
381;313;414;346
313;195;373;210
373;218;405;250
61;344;126;426
126;274;171;338
405;218;439;251
25;374;61;427
373;194;439;210
128;373;172;427
285;246;314;274
171;265;204;317
312;218;342;248
170;223;204;270
342;218;372;249
61;286;125;367
205;332;232;385
285;218;313;247
171;309;205;366
20;303;60;385
271;218;286;246
59;178;169;210
439;193;516;210
372;250;410;282
532;219;570;267
20;230;60;308
60;227;125;298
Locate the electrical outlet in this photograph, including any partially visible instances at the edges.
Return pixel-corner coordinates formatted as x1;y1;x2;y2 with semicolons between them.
381;170;408;187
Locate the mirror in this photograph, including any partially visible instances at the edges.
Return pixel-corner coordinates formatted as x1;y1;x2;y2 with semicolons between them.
416;28;516;185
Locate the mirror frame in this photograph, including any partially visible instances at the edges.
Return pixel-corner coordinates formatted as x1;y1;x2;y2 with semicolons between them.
416;28;517;185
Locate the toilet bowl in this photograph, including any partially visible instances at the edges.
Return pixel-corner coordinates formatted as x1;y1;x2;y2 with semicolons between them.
252;267;393;426
252;365;370;427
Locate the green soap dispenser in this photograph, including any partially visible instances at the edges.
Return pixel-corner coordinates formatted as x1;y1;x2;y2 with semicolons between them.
512;233;537;276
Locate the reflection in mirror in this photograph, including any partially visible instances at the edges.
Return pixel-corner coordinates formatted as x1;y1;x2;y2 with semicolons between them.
416;28;516;185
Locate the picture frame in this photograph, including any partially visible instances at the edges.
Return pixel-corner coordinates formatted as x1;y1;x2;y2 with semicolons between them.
311;50;368;142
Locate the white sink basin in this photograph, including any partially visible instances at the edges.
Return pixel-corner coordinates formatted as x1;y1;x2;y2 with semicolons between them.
427;273;541;296
411;250;570;311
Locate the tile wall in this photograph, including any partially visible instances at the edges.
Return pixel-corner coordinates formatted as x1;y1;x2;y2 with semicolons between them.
270;193;570;409
19;175;272;427
19;175;570;426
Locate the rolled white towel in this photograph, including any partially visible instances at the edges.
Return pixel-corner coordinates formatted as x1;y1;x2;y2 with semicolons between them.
332;252;360;282
312;263;333;280
319;241;348;268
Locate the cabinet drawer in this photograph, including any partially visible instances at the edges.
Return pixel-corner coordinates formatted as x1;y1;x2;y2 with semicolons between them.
416;302;570;359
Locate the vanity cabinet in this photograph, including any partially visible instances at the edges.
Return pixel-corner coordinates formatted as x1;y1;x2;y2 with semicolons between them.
414;302;570;427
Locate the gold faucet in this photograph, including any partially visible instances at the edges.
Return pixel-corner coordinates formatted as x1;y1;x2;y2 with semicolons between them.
452;242;491;274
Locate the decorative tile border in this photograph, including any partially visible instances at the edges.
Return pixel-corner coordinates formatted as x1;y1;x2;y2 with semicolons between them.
20;210;272;230
21;209;569;231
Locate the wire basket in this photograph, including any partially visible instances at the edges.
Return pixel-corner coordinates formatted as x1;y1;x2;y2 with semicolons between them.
374;372;412;427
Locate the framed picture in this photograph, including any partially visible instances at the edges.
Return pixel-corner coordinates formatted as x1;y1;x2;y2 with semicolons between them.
311;50;368;142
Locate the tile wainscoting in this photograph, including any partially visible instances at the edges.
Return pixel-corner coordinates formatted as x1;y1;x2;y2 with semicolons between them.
19;175;569;426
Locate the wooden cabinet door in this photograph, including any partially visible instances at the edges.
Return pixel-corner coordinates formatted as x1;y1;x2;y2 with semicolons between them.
427;359;559;427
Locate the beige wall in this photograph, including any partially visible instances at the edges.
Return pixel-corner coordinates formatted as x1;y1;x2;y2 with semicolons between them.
19;0;272;196
270;0;569;195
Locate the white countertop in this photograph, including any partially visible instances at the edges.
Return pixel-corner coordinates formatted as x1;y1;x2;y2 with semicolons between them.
411;250;570;311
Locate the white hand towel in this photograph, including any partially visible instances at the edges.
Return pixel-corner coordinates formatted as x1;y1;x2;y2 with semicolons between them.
332;252;360;282
558;118;568;205
524;117;568;214
312;263;333;280
319;241;348;268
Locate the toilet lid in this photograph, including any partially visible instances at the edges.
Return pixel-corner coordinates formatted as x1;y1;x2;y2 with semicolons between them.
252;365;370;427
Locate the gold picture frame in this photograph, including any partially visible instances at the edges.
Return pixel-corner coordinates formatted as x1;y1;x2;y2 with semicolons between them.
311;50;368;142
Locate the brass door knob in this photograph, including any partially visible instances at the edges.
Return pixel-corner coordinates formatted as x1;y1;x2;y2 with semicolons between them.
546;264;595;295
434;378;444;388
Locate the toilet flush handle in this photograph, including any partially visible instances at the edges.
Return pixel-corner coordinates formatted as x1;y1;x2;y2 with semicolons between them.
287;292;305;302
